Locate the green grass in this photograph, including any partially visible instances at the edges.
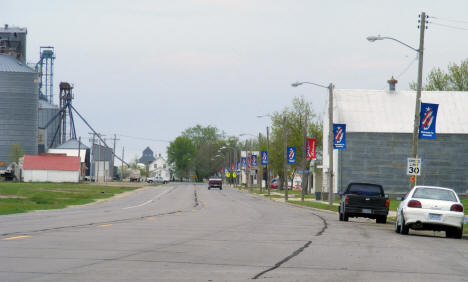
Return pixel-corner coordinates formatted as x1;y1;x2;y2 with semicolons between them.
287;200;339;212
0;182;138;215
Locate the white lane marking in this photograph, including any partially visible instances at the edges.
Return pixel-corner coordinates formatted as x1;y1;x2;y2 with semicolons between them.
122;186;175;210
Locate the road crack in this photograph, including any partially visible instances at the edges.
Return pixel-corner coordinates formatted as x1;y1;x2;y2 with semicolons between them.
252;211;328;280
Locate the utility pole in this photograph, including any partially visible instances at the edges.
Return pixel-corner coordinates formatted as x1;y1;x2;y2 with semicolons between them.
112;134;119;179
301;109;308;202
97;136;101;183
89;132;96;181
410;11;426;189
266;126;270;195
283;116;288;201
121;147;124;181
328;83;334;206
78;136;82;181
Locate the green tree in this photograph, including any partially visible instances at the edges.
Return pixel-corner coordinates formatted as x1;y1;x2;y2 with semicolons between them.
181;125;225;181
269;97;322;189
167;136;195;179
8;143;24;164
410;58;468;91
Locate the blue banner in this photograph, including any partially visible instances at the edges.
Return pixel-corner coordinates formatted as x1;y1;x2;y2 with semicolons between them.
287;146;296;164
236;161;240;171
261;151;268;165
251;154;257;166
333;124;346;149
241;157;246;167
419;103;439;139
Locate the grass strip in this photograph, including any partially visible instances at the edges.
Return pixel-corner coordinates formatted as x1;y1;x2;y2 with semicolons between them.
0;182;138;215
287;200;339;212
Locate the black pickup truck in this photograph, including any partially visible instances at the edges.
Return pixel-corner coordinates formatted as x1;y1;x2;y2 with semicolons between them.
338;183;389;223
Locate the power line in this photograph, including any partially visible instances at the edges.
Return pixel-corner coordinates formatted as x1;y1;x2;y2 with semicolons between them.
429;21;468;31
118;134;170;143
379;55;419;90
430;16;468;25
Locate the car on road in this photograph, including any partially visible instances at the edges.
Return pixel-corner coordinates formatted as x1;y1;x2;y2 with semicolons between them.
270;178;279;189
208;178;222;190
338;183;389;223
395;185;464;239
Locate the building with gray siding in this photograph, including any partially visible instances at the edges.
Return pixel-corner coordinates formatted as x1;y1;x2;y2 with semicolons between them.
324;89;468;195
0;53;38;168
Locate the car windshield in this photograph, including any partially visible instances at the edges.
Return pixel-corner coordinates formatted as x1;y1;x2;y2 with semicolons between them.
412;188;458;202
347;184;382;196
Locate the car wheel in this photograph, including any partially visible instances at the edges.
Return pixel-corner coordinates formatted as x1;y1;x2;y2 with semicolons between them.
338;207;343;221
400;213;409;235
208;187;211;190
376;216;387;224
395;217;401;233
446;226;463;239
343;212;349;222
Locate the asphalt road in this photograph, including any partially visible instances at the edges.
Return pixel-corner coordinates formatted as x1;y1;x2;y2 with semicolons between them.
1;183;468;282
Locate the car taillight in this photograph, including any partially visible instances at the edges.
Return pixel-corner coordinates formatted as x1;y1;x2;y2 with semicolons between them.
386;199;389;207
450;204;464;212
407;200;422;208
345;196;349;204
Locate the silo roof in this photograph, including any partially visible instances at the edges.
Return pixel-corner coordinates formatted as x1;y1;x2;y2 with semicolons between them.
333;89;468;134
0;53;36;73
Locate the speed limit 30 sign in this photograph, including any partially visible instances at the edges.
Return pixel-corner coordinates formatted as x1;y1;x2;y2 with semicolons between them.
407;158;422;176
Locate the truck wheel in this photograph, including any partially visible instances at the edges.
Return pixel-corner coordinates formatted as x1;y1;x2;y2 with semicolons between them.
338;207;343;221
376;216;387;224
400;213;409;235
343;212;349;222
208;187;211;190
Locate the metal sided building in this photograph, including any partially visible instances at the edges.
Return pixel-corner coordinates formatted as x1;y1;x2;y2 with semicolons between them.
323;88;468;195
0;53;38;168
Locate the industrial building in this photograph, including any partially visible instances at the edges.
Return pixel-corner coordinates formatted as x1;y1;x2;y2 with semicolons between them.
22;154;80;182
0;53;38;167
323;83;468;195
0;24;116;183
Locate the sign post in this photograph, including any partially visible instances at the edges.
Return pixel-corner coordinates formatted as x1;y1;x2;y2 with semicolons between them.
407;157;422;185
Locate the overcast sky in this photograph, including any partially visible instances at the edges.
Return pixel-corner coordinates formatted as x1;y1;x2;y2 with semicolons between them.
3;0;468;162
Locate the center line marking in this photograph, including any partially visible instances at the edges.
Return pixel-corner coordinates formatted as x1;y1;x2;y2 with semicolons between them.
3;235;30;240
99;224;112;227
123;186;175;210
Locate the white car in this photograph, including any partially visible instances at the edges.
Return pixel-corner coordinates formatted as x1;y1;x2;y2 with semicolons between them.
395;185;464;239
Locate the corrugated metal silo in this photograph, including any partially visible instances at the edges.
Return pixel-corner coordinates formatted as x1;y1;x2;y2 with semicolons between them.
0;53;38;168
38;99;60;150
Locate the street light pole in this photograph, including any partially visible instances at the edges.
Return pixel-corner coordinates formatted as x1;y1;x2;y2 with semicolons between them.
266;126;270;195
291;81;334;206
367;11;427;189
327;83;334;206
301;109;308;202
283;116;288;201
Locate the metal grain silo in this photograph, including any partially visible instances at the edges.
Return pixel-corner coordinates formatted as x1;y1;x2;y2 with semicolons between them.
0;53;38;168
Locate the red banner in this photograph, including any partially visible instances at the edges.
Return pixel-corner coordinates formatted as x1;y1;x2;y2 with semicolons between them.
306;138;317;159
231;162;235;170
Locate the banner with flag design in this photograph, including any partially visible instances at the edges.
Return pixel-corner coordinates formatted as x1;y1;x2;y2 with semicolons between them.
419;103;439;139
333;124;346;149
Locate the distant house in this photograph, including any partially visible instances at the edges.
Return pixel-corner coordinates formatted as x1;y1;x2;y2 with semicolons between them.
149;154;172;181
139;147;156;164
22;154;81;182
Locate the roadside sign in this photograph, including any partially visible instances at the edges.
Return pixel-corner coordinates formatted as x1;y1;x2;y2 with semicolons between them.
407;158;422;176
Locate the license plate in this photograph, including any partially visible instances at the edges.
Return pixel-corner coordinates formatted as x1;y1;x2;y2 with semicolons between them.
362;208;372;214
429;213;441;221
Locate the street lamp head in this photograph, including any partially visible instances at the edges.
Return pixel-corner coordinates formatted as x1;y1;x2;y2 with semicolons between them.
366;35;381;42
291;81;302;87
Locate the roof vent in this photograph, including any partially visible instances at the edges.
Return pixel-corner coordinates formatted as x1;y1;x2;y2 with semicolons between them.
387;76;398;91
4;24;7;29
